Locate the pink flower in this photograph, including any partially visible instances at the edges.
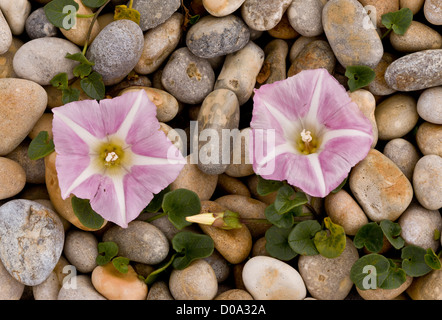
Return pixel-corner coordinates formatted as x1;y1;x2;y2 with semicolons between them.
250;69;373;198
52;90;185;228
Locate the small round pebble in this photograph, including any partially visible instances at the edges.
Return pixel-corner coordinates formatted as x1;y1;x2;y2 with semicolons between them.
63;230;99;273
383;138;420;181
0;157;26;200
287;0;325;37
241;0;293;31
416;122;442;157
0;259;24;300
417;87;442;124
58;275;106;300
413;155;442;210
25;7;57;39
131;0;181;31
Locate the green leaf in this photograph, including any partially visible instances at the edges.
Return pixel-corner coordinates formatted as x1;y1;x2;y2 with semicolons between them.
265;226;298;261
163;189;201;229
189;15;200;25
114;5;141;24
353;222;384;253
28;131;55;160
143;253;176;285
350;253;391;290
61;87;80;104
274;185;308;215
424;248;441;270
380;220;405;249
313;217;346;259
96;241;119;266
401;245;432;277
71;196;105;229
264;203;295;229
256;176;284;196
73;64;92;78
288;220;321;256
44;0;79;29
345;65;376;92
331;178;347;194
50;72;69;90
172;232;214;270
112;256;130;274
381;8;413;35
81;0;108;8
80;71;105;100
65;52;94;66
143;186;171;214
379;259;407;290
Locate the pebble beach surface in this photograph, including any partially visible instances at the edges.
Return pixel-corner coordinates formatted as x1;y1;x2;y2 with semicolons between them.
0;0;441;302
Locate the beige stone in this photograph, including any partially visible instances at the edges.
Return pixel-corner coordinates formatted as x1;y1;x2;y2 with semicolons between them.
416;122;442;157
358;0;399;27
407;258;442;300
28;113;53;140
390;21;442;53
357;276;413;300
0;37;22;78
400;0;424;14
202;0;246;17
348;89;378;148
288;40;336;77
217;173;251;197
215;289;254;300
0;157;26;200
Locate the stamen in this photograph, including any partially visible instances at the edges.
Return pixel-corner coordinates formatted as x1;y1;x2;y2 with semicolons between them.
301;129;312;143
105;151;119;163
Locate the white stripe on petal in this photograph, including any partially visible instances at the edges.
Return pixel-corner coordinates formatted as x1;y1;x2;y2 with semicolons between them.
307;153;326;197
320;129;373;149
62;163;104;199
303;70;324;127
130;153;184;166
111;174;127;228
262;100;298;140
256;142;298;171
115;90;144;141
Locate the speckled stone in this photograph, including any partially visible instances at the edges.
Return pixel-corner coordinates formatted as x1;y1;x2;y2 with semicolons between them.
287;0;325;37
406;258;442;300
417;87;442;124
241;0;293;31
413;155;442;210
0;259;24;300
424;0;442;25
202;0;246;17
25;7;57;39
416;122;442;157
63;230;98;273
131;0;180;31
0;157;26;200
58;275;106;300
5;140;45;184
0;10;12;55
390;21;442;53
383;138;420;181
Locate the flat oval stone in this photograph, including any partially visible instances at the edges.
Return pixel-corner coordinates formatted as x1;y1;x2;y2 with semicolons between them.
58;275;106;300
63;230;98;273
0;199;64;286
102;221;169;265
383;138;420;181
385;49;442;91
349;149;413;222
32;271;60;300
202;0;246;17
134;12;183;75
400;0;424;14
413;155;442;210
0;0;31;36
368;52;397;96
86;19;144;86
416;122;442;156
197;89;240;175
241;0;293;31
6;140;45;184
12;37;80;85
417;87;442;124
298;237;359;300
186;14;250;59
322;0;384;68
131;0;180;31
242;256;307;300
214;41;264;105
424;0;442;25
287;0;325;37
147;281;174;300
0;157;26;200
348;89;378;148
357;275;413;300
161;47;215;104
260;39;288;85
390;21;442;53
0;9;12;55
25;7;57;39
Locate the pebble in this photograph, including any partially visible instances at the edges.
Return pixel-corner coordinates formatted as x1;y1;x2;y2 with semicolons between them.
147;280;174;300
368;52;397;96
91;262;148;300
170;155;219;201
63;230;98;273
385;49;442;91
267;13;299;40
374;94;419;140
102;221;169;265
260;39;288;85
199;201;252;264
132;0;181;31
0;78;47;156
241;0;293;31
215;289;254;300
417;87;442;124
6;140;45;184
424;0;442;25
45;78;90;108
161;47;215;104
390;21;442;53
204;250;231;283
0;37;22;78
0;157;26;199
0;259;24;300
134;13;183;75
324;189;369;236
400;0;425;14
406;259;442;300
287;39;336;77
357;276;413;300
28;113;53;141
416;122;442;157
298;237;359;300
215;195;269;238
398;202;442;252
60;0;100;46
13;37;81;86
322;0;383;69
169;259;218;300
119;86;179;123
224;127;255;177
289;35;323;63
383;138;420;181
349;149;413;222
242;256;307;300
0;0;31;35
197;89;240;175
202;0;246;17
86;19;144;86
287;0;325;37
0;199;64;286
217;174;251;198
32;271;60;300
25;7;57;39
348;89;378;148
214;41;264;105
186;14;250;59
0;9;12;54
413;155;442;210
358;0;399;28
58;275;106;300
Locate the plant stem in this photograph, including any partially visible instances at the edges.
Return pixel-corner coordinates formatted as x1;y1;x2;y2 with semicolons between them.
145;212;167;223
82;0;112;55
128;0;133;9
304;203;321;221
381;28;392;39
76;13;95;18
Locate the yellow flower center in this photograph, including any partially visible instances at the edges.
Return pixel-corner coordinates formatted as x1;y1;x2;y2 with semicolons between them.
297;129;320;155
94;136;130;173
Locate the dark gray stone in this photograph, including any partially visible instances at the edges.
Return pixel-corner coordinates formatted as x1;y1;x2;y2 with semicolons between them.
25;8;58;39
130;0;181;31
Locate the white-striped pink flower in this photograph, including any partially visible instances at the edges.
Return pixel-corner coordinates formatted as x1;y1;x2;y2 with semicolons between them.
250;69;373;198
52;90;185;228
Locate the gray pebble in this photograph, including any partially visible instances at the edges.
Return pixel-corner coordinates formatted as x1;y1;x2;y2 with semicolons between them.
63;230;98;273
0;258;24;300
131;0;180;31
186;14;250;59
147;281;174;300
383;138;420;181
241;0;293;31
5;140;45;184
25;7;57;39
0;9;12;55
86;19;144;86
287;0;325;37
161;47;215;104
417;87;442;124
58;275;106;300
32;271;60;300
0;199;64;286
